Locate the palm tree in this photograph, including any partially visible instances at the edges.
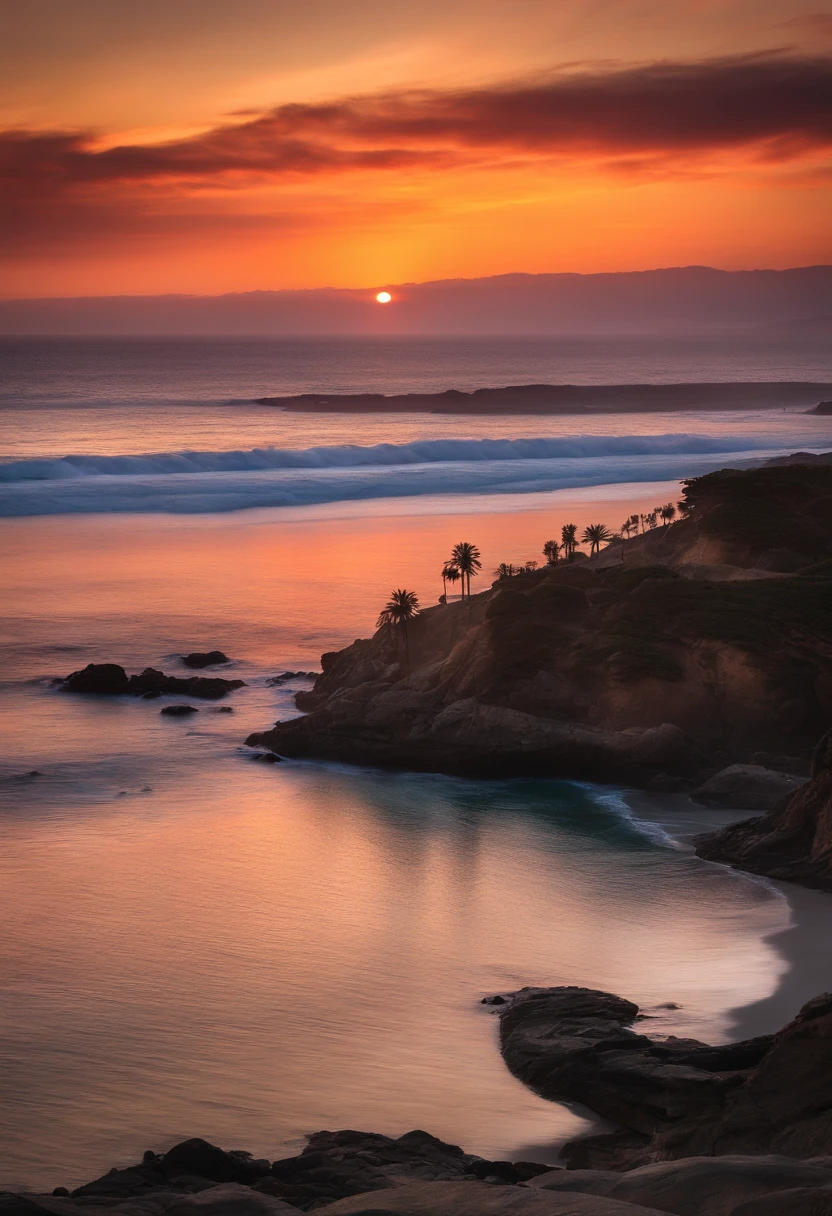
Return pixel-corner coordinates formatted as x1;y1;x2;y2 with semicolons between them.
629;513;640;535
561;523;578;559
451;541;482;600
581;523;613;555
441;562;457;601
444;564;461;599
494;562;515;580
647;510;659;530
660;502;677;527
621;519;633;539
377;588;420;673
543;539;560;565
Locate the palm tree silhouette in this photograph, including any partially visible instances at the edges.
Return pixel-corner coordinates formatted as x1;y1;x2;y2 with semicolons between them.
451;541;482;600
377;588;421;674
561;523;578;560
444;564;461;599
581;523;613;555
621;519;634;539
543;539;560;565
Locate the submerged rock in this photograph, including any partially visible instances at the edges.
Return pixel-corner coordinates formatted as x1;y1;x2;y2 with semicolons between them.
160;705;198;717
181;652;231;668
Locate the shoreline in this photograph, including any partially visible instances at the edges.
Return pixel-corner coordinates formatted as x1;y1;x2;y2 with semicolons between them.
625;791;832;1043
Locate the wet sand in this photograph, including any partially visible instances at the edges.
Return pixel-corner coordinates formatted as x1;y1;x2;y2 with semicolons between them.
627;791;832;1041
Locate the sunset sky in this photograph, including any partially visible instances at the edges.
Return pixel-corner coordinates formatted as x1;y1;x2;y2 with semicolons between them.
2;0;831;296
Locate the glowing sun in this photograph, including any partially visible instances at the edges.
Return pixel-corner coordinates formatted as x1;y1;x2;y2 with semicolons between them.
375;291;392;304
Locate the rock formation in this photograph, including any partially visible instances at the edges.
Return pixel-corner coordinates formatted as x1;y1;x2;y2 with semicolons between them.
181;652;231;668
247;467;832;784
691;764;802;810
60;663;244;700
496;986;832;1171
695;730;832;890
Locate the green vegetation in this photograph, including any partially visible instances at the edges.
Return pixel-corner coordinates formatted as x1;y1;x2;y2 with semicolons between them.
450;541;482;600
377;588;421;672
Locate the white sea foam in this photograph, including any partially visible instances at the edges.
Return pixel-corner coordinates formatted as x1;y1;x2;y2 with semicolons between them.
0;434;818;516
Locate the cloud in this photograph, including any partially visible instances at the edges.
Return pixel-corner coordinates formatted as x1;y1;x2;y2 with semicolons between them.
1;51;830;254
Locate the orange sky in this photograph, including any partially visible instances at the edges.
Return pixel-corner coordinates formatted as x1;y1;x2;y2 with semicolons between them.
2;0;831;296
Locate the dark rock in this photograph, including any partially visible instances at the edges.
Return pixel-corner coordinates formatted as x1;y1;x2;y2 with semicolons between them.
165;1183;296;1215
691;764;802;810
755;548;811;573
161;1140;262;1184
214;706;234;713
182;652;231;668
61;663;245;700
61;663;129;694
161;705;199;717
51;1189;70;1198
529;1155;832;1214
251;751;282;763
142;689;162;699
732;1185;832;1214
268;672;319;686
129;669;245;700
695;731;832;890
497;985;832;1171
482;995;507;1005
0;1199;54;1216
645;773;692;794
321;1180;664;1213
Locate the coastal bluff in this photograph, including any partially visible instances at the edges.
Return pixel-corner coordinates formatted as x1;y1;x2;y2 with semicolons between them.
248;465;832;788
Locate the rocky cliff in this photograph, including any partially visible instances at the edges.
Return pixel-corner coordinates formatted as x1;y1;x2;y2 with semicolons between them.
694;730;832;890
248;466;832;784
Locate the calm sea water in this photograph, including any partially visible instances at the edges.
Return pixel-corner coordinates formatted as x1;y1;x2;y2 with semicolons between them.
1;336;831;1189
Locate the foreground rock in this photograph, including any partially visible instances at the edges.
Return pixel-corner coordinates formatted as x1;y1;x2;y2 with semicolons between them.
60;664;245;700
691;764;802;810
529;1156;832;1215
35;1132;549;1212
248;465;832;785
323;1180;669;1213
14;1127;832;1215
497;986;832;1170
695;730;832;890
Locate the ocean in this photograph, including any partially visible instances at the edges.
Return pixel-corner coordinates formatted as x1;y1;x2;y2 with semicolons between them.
2;335;832;1189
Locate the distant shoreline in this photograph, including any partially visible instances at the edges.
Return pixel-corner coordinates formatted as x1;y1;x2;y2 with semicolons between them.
257;381;832;414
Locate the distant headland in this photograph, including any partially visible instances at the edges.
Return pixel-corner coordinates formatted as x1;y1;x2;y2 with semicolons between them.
258;382;832;414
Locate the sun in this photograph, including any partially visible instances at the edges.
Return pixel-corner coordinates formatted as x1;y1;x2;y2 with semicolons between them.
375;291;392;304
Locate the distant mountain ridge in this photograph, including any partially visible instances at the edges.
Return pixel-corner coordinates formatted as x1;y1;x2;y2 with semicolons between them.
2;265;831;336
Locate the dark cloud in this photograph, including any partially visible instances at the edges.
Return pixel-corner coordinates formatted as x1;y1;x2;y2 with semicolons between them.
1;52;830;252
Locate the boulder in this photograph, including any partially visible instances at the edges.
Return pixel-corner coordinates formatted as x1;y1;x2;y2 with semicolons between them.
60;665;244;700
161;1141;264;1185
323;1180;668;1214
731;1186;832;1214
691;765;802;810
160;705;198;717
695;731;832;889
602;1156;832;1215
165;1184;295;1216
181;653;231;669
61;664;129;694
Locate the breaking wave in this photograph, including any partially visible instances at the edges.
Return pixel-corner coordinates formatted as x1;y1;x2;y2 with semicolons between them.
0;433;809;517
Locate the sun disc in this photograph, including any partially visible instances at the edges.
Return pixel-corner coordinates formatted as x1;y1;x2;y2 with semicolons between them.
376;291;392;304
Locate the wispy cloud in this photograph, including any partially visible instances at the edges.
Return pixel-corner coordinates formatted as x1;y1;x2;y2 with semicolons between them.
2;52;830;253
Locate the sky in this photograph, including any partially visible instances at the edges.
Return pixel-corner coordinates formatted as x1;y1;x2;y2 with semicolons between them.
1;0;831;296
